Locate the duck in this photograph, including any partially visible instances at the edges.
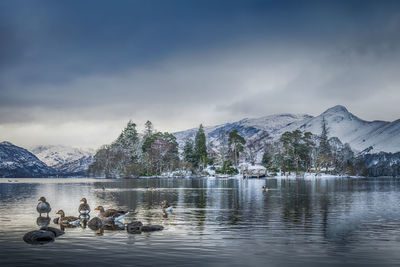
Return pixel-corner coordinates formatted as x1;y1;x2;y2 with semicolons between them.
262;186;268;192
78;197;91;215
37;197;51;216
56;210;80;225
94;206;128;222
161;200;173;212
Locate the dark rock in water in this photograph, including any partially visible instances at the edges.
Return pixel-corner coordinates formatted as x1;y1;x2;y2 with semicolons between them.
41;226;64;237
23;226;64;245
88;217;104;230
141;225;164;232
23;230;54;245
53;217;59;224
126;221;143;234
127;221;163;234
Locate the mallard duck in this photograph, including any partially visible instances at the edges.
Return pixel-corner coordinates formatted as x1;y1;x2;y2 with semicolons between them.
56;210;80;225
78;197;91;215
262;186;268;192
94;206;128;222
161;200;173;212
37;197;51;216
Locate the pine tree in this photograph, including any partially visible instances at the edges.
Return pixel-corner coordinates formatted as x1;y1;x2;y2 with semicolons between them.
218;130;228;167
318;117;331;172
115;120;138;150
144;120;153;137
319;117;331;157
194;124;208;169
183;139;196;165
228;130;246;167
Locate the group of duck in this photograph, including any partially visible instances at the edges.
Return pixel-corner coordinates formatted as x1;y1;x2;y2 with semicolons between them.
37;196;130;226
37;196;174;227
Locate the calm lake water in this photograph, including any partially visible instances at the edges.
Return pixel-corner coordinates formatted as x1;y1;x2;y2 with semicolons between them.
1;177;400;267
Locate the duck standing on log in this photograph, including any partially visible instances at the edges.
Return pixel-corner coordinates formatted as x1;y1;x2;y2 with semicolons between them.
94;206;128;222
37;197;51;216
79;198;91;215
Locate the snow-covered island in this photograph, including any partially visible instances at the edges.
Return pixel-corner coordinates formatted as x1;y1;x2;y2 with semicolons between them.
1;105;399;178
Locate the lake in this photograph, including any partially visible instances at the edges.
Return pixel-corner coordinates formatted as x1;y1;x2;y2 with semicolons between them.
1;177;400;267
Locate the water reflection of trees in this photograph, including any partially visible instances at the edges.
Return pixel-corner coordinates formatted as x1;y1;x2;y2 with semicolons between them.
91;176;400;248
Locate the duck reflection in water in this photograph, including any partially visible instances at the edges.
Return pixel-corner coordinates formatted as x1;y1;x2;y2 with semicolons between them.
36;215;51;227
87;216;125;236
94;223;125;236
79;214;90;229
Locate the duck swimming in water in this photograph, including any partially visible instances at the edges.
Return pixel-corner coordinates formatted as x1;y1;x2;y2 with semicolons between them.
56;210;80;225
161;200;173;212
78;197;90;215
262;186;268;192
37;197;51;216
94;206;128;222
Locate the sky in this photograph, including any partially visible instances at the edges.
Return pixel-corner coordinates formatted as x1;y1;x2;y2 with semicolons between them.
1;0;400;148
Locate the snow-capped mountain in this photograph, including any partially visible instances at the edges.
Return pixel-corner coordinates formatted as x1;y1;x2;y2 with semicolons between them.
29;145;94;176
297;105;400;153
173;105;400;159
0;141;55;177
174;113;312;148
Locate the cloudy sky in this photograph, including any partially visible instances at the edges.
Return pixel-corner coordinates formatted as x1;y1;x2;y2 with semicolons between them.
1;0;399;148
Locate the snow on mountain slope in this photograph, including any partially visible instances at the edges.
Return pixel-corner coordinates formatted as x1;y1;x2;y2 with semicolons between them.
0;141;55;177
173;105;400;159
30;145;94;175
173;113;312;149
296;105;399;153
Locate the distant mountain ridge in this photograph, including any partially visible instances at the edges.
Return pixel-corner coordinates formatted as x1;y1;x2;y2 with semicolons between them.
173;105;400;156
29;145;94;176
0;141;55;177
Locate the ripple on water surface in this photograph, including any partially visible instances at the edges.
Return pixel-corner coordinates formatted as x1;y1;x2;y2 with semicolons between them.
1;177;400;267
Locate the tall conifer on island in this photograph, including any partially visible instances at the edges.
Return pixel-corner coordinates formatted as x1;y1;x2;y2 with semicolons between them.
317;117;332;172
144;120;154;137
194;124;208;169
228;130;246;167
183;139;196;166
115;120;138;150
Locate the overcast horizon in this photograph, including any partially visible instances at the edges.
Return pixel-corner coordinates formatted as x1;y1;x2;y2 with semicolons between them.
1;0;400;149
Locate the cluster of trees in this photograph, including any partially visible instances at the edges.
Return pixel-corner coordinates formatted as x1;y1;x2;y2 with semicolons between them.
88;117;363;178
182;124;208;170
88;120;251;177
88;120;179;177
261;118;355;176
182;127;247;175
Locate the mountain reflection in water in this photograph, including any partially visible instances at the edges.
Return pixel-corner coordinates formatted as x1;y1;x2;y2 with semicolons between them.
1;177;400;267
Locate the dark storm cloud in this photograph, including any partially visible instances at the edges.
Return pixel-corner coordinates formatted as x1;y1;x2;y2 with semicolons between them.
0;0;400;147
